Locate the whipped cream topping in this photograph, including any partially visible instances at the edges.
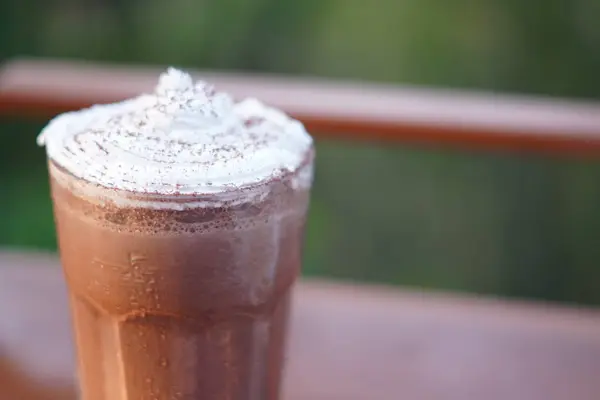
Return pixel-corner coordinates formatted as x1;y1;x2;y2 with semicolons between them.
37;68;313;197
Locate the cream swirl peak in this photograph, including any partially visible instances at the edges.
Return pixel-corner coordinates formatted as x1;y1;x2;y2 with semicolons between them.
37;68;313;197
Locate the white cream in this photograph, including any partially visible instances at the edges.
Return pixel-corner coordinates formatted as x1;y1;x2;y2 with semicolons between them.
38;68;313;200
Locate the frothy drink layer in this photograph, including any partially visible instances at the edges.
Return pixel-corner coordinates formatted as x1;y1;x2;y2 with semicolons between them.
38;68;313;207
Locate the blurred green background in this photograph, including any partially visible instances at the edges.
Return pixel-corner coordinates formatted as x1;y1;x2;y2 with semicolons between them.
1;0;599;305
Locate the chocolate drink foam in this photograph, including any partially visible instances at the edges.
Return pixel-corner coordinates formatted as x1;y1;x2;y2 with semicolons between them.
38;67;313;207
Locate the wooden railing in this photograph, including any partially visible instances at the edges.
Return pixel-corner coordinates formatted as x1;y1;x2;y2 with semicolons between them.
1;58;600;155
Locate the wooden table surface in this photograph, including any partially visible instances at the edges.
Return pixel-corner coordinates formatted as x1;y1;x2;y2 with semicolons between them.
1;251;599;400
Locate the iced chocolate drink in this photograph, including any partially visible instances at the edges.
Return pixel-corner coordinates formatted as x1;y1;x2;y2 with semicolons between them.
38;69;314;400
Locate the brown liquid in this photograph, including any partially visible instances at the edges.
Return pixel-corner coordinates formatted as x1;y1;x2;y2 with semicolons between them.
50;162;310;400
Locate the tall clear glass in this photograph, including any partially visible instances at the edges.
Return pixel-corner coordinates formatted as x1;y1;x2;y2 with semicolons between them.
48;152;313;400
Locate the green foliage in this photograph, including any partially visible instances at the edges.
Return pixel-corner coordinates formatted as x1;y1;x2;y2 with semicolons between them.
0;122;55;250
